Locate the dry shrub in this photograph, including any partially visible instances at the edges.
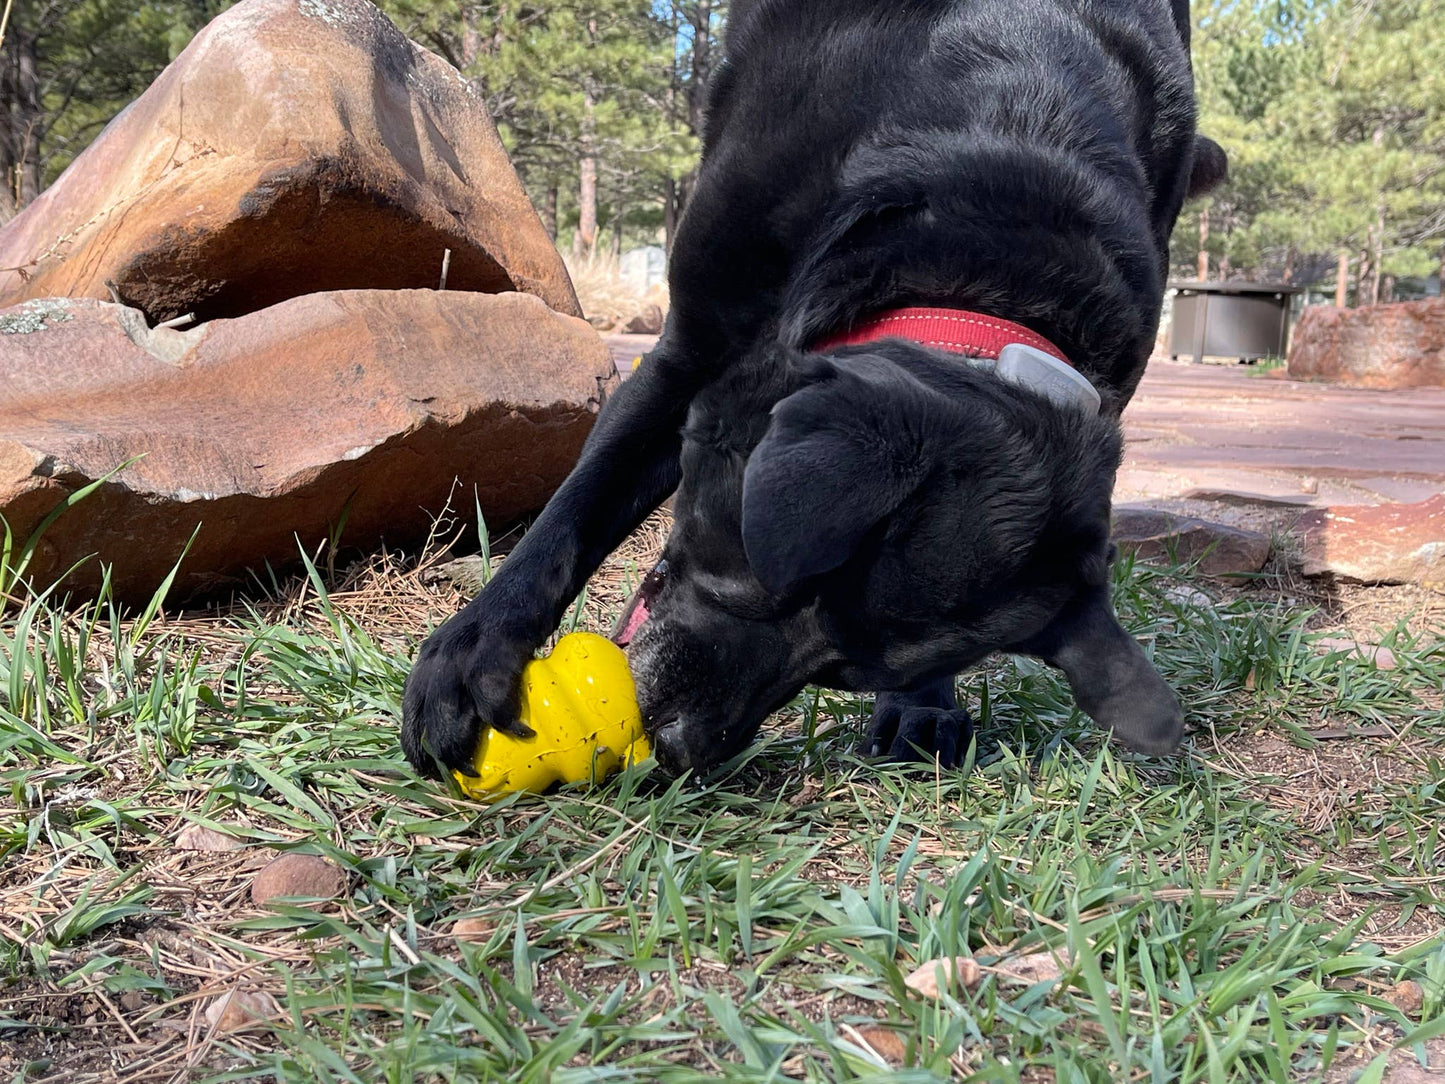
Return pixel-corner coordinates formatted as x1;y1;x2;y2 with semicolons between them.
564;252;669;332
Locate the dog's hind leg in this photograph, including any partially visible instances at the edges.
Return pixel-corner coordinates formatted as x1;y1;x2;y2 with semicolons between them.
862;674;973;768
401;332;700;774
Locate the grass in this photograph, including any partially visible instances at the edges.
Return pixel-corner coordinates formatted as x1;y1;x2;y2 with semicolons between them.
1;515;1444;1083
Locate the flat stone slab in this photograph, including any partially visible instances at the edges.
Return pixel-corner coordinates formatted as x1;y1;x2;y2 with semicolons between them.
1113;505;1272;578
3;291;616;603
1297;494;1445;585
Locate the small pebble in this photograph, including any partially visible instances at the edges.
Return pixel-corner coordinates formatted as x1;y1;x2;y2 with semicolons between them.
176;824;245;852
1164;585;1213;608
1387;979;1425;1016
250;853;346;906
994;949;1068;985
205;988;279;1032
904;956;981;999
853;1025;907;1064
1314;636;1397;671
452;917;497;943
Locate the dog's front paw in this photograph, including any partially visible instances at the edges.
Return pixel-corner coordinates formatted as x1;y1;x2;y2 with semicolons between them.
863;693;973;769
401;613;535;777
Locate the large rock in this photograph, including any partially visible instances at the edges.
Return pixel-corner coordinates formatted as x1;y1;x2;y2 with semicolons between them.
0;291;616;603
1297;494;1445;584
0;0;579;324
1112;505;1272;578
1288;301;1445;388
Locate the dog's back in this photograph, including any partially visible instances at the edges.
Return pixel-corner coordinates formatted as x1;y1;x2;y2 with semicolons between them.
669;0;1206;408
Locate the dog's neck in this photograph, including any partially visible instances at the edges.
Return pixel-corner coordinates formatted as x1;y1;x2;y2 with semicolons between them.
811;305;1102;415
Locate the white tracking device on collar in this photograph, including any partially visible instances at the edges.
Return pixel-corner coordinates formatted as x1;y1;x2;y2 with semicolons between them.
994;343;1102;415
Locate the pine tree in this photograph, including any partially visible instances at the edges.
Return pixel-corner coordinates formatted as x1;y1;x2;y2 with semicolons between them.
1175;0;1445;302
0;0;229;220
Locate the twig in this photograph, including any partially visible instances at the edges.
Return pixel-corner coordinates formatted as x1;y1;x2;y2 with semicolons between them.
387;926;420;965
92;988;144;1045
0;0;13;58
438;248;452;290
155;312;195;330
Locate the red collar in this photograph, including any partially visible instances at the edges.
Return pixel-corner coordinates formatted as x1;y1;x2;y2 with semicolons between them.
813;306;1071;367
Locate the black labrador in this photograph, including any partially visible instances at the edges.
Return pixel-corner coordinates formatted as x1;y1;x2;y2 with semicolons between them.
402;0;1227;778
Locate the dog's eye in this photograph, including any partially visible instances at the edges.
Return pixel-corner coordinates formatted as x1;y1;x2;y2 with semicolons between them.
697;575;782;622
639;560;669;603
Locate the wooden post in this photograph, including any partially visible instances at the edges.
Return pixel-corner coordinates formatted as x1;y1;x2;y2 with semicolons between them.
1335;250;1349;307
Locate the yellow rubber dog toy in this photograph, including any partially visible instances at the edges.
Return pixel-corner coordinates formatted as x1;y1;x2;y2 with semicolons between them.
452;632;651;800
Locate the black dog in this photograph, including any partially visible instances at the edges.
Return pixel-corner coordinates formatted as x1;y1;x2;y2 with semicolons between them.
402;0;1226;778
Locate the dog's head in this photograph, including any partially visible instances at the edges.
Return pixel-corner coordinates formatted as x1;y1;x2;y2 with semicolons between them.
617;341;1177;775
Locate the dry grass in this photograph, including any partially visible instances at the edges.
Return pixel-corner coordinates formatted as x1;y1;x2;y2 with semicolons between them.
565;253;669;332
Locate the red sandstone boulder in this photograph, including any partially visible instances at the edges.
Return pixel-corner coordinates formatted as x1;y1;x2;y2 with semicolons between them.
1297;494;1445;584
622;304;665;335
1288;301;1445;389
0;0;579;324
1112;505;1272;578
0;291;616;603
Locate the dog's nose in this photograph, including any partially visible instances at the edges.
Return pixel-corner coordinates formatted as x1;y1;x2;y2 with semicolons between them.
650;719;694;776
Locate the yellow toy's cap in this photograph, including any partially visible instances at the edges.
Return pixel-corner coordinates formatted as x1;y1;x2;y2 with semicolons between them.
452;632;651;801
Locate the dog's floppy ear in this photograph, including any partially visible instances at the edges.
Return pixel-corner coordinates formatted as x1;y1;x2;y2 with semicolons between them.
1187;136;1228;198
742;356;935;596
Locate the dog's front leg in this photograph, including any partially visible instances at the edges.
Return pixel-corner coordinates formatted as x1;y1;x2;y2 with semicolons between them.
401;341;695;775
863;674;973;768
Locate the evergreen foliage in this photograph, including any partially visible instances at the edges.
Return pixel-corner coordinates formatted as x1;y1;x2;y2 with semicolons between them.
3;0;1439;297
1179;0;1445;298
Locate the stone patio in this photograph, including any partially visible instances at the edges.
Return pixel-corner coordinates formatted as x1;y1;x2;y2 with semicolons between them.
1117;361;1445;508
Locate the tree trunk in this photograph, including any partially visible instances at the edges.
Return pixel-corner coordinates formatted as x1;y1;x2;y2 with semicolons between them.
16;32;42;206
0;65;14;220
686;1;714;138
664;0;713;251
1283;246;1295;285
573;86;598;261
1380;274;1395;304
543;183;558;241
610;214;623;259
1197;207;1209;280
1335;250;1349;307
460;13;481;69
1365;201;1386;306
1;28;45;218
1364;125;1386;307
664;176;679;255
